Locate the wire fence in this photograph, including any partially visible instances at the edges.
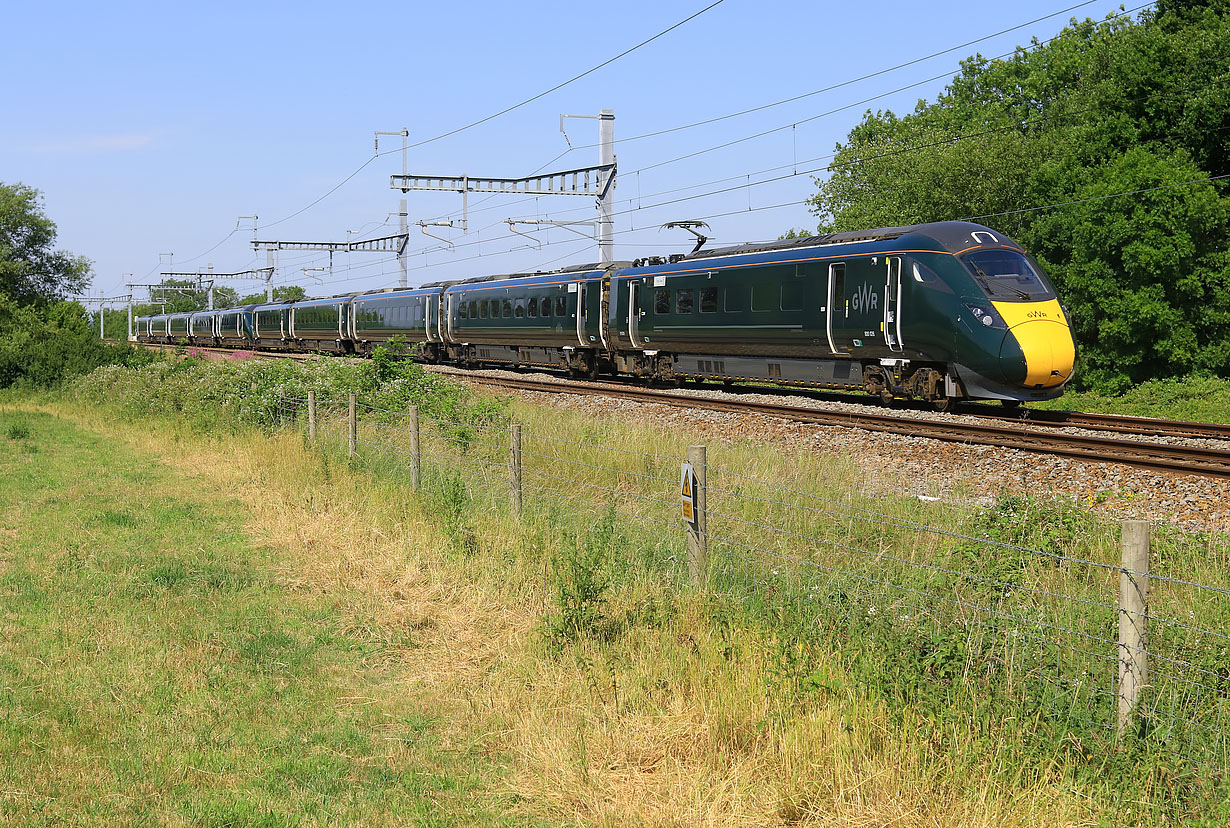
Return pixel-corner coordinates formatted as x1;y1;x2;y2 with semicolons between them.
269;391;1230;769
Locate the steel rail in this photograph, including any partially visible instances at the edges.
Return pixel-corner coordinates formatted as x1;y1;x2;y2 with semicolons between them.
454;373;1230;478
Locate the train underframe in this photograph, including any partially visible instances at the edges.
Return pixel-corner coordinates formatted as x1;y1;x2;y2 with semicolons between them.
141;333;1062;408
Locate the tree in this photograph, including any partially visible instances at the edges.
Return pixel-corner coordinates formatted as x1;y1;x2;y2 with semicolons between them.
805;5;1230;391
0;182;91;306
239;285;307;305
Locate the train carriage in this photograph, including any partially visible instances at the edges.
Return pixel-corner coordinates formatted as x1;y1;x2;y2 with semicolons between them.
167;313;191;342
350;287;442;355
217;306;255;348
289;297;350;353
189;311;218;346
442;265;612;376
252;303;290;350
140;315;169;343
607;222;1074;405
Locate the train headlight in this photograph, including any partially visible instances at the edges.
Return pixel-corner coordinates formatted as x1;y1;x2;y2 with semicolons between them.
963;303;1005;329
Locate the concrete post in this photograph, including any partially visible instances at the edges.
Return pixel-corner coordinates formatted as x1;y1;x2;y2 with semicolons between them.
307;390;316;442
409;406;420;489
510;424;522;514
1118;519;1150;736
687;444;708;587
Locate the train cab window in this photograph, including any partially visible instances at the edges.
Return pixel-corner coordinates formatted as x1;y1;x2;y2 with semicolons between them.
654;289;670;314
751;283;774;312
514;298;526;318
781;283;804;312
700;287;718;313
527;297;537;318
555;296;567;317
676;288;694;314
541;297;551;317
502;299;512;318
911;261;939;282
725;286;747;312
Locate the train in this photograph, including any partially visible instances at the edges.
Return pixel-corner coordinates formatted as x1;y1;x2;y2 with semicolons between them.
135;220;1077;409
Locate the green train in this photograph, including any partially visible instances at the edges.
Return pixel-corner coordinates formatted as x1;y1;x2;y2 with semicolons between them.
136;221;1076;408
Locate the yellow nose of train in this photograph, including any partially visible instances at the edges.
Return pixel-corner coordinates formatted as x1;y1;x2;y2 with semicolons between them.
992;299;1076;388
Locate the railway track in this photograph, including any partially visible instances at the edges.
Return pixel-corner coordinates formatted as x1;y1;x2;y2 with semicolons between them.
125;340;1229;477
448;372;1230;479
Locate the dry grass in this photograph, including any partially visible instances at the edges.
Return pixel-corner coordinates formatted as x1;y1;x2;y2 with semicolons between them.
32;400;1155;827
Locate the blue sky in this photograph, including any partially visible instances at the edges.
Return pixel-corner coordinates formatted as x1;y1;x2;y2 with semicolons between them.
2;0;1143;306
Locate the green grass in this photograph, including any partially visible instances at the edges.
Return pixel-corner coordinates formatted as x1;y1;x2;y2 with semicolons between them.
1034;374;1230;423
0;409;537;827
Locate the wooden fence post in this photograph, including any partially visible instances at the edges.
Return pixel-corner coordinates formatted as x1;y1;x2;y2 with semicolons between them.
409;406;420;490
1118;519;1150;736
307;390;316;442
348;394;357;459
510;423;522;514
687;444;708;587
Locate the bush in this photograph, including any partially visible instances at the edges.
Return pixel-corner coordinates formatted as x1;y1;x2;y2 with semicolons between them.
0;295;155;388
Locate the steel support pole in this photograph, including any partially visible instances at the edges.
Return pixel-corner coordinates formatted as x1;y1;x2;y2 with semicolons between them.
597;109;615;264
99;302;105;339
398;198;408;289
126;289;133;340
266;249;275;302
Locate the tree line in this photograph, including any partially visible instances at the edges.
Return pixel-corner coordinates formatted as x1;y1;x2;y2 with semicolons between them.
804;0;1230;392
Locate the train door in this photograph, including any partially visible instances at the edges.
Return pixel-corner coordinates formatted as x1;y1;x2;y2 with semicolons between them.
825;263;849;354
627;280;645;348
884;256;903;352
425;295;439;342
828;259;882;350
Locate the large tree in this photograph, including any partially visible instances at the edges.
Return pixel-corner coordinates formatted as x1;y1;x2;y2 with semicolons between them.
0;182;91;306
807;2;1230;391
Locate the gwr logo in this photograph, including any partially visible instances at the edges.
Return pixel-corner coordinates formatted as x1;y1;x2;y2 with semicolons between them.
851;283;880;312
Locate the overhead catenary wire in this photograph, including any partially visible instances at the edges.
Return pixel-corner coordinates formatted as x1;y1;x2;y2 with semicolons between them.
155;0;1145;287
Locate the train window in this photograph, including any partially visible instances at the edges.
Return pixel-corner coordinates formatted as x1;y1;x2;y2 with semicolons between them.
751;283;774;312
555;296;567;317
479;300;488;318
911;260;939;283
676;288;694;314
829;264;846;315
502;299;512;318
458;302;467;319
527;297;537;318
700;287;718;313
514;298;526;318
654;289;670;314
725;286;747;312
781;283;804;312
414;303;424;323
541;297;551;317
468;300;477;318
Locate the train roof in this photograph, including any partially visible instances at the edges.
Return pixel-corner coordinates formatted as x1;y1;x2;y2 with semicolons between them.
681;221;1018;261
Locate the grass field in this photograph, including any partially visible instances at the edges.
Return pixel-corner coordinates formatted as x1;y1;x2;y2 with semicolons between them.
4;359;1228;825
0;407;536;827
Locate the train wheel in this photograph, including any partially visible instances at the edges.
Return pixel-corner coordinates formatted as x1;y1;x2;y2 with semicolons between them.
1000;399;1023;409
932;397;953;413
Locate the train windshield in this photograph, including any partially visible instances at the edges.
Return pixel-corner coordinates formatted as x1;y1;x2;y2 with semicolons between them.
961;249;1054;301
